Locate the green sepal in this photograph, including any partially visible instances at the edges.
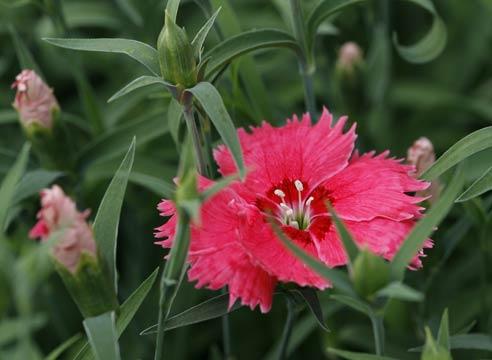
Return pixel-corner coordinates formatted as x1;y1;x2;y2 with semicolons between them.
351;248;391;299
421;327;452;360
54;251;119;318
157;11;198;89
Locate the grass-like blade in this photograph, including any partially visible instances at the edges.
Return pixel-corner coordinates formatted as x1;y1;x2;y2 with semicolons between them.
12;170;63;204
83;311;121;360
327;348;398;360
437;309;450;350
108;76;172;103
456;165;492;202
187;82;246;178
391;166;464;280
43;38;160;75
422;127;492;181
191;7;221;60
93;139;135;292
8;24;43;77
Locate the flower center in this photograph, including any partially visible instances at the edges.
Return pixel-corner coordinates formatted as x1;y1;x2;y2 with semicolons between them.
273;180;314;230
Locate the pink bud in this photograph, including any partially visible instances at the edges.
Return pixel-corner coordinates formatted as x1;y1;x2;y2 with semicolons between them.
12;70;59;130
337;42;363;73
407;137;440;203
30;185;96;273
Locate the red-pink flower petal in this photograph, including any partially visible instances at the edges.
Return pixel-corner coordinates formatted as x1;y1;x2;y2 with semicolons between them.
325;151;429;222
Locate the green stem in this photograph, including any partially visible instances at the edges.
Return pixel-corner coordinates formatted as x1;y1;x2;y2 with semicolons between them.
370;314;385;356
183;103;208;176
300;62;316;116
277;298;296;360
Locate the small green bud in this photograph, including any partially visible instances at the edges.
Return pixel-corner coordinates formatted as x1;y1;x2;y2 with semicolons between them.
352;248;390;298
421;327;452;360
157;12;197;88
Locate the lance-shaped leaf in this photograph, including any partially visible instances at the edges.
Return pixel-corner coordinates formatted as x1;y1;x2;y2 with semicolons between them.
43;38;160;75
166;0;181;22
0;143;30;233
204;28;300;78
186;82;246;178
83;311;121;360
421;127;492;181
191;7;221;60
108;76;173;103
93;139;135;292
437;309;450;351
294;288;329;331
456;165;492;202
327;348;398;360
391;166;464;280
393;0;447;63
327;202;358;265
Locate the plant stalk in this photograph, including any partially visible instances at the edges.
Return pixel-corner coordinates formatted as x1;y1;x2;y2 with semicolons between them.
277;297;296;360
370;313;385;356
183;103;208;176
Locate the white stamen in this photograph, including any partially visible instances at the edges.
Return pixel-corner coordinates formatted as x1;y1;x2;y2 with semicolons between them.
285;209;294;217
294;180;304;192
305;196;314;206
274;189;286;198
279;203;291;211
290;220;299;229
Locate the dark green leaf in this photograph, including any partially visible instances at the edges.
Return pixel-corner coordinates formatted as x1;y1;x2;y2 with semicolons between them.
93;139;135;292
327;348;398;360
43;38;160;76
191;7;221;60
456;165;492;202
186;82;246;178
45;334;83;360
8;24;43;76
13;170;63;204
295;288;329;331
108;76;173;103
83;312;120;360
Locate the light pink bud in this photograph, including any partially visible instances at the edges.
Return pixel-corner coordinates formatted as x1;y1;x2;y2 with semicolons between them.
407;137;440;203
30;185;96;273
12;70;59;130
337;42;363;73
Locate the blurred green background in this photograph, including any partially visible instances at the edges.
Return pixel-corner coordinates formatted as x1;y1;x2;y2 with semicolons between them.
1;0;492;359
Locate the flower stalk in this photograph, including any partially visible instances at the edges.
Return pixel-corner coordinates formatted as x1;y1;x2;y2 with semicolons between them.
277;297;297;360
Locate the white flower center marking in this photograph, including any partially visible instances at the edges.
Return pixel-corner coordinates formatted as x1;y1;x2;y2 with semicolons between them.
273;179;314;230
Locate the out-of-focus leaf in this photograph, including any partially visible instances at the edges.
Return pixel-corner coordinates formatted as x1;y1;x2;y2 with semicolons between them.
449;333;492;351
327;348;398;360
421;127;492;180
204;29;300;78
108;76;173;103
376;282;424;302
0;110;17;125
0;143;29;233
393;0;447;63
330;294;372;316
456;165;492;202
391;167;464;280
12;170;63;204
328;203;359;265
437;309;450;350
0;315;46;346
140;293;241;335
93;139;135;292
114;0;142;26
186;82;245;178
129;172;174;198
43;38;160;75
8;24;43;76
191;7;221;60
201;174;239;201
77;110;167;166
45;333;83;360
295;288;329;331
83;311;121;360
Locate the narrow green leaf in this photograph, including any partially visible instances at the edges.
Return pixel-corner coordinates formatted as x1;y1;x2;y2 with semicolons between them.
83;312;120;360
294;288;329;331
45;333;83;360
108;76;173;103
8;24;43;76
376;282;424;302
330;294;372;316
43;38;160;75
0;143;29;233
166;0;181;23
327;203;358;265
12;170;63;204
456;165;492;202
114;0;142;26
449;333;492;351
201;174;239;201
0;110;17;125
93;139;135;292
422;127;492;181
186;82;245;178
168;98;183;145
204;28;300;78
269;220;355;296
327;348;398;360
140;293;241;335
191;7;221;60
393;0;447;63
0;315;46;347
129;173;174;198
391;167;464;280
437;309;450;351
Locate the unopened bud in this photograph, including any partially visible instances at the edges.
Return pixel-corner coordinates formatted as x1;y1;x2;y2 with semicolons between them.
421;327;452;360
12;70;60;133
30;185;117;317
407;137;441;203
352;248;390;298
336;42;364;77
157;12;197;88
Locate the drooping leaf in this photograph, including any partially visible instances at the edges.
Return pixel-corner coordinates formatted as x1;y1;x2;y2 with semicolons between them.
391;167;464;280
421;127;492;181
108;76;173;103
204;29;300;78
0;143;29;233
92;139;135;292
83;312;121;360
376;282;424;302
191;7;221;60
186;82;245;178
393;0;447;63
294;288;329;331
327;348;398;360
43;38;160;75
456;165;492;202
12;170;63;204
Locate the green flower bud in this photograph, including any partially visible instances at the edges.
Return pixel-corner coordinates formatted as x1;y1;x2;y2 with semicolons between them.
157;12;197;88
421;327;452;360
352;248;390;298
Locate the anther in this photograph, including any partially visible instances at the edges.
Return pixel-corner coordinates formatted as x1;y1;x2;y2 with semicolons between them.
274;189;286;198
305;196;314;206
294;180;304;192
